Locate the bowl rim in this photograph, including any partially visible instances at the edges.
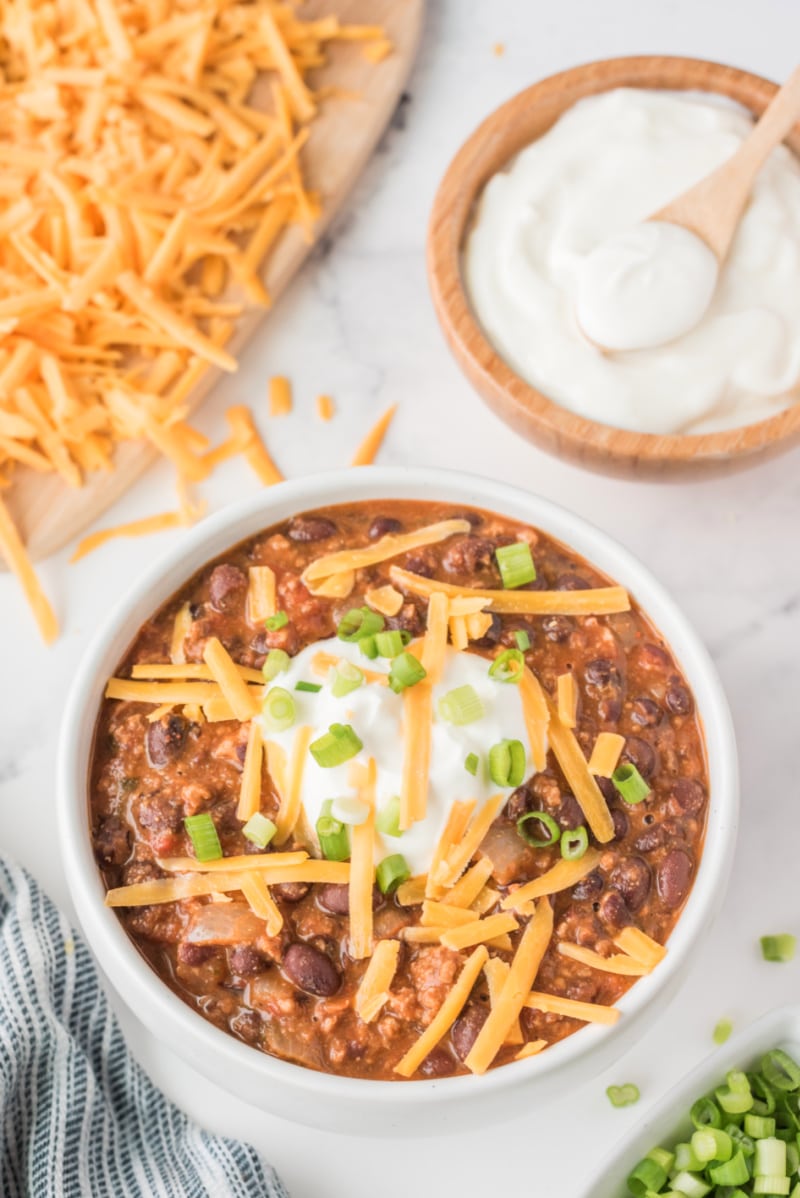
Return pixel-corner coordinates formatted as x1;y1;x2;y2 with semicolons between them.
57;465;739;1107
427;54;800;472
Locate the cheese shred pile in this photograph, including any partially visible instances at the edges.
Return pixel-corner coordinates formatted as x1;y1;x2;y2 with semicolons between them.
0;0;390;641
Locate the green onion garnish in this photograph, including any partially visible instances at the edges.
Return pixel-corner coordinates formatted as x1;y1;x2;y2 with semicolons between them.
316;800;350;861
708;1151;750;1187
745;1114;775;1139
762;1048;800;1092
464;752;480;777
184;813;222;862
691;1127;732;1163
265;610;288;632
626;1156;667;1196
262;686;296;732
389;651;427;693
262;648;290;681
309;723;363;768
331;660;365;698
376;853;411;895
560;826;588;860
438;684;484;726
488;648;525;683
375;796;402;838
337;606;384;643
495;541;536;589
295;680;322;693
514;629;531;652
713;1018;733;1045
374;629;408;658
517;809;561;848
607;1083;640;1108
760;934;796;963
488;738;526;788
359;635;379;660
612;762;651;805
242;813;277;849
691;1096;723;1129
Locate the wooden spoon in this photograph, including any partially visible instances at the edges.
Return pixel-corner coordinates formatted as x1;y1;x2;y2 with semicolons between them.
651;63;800;261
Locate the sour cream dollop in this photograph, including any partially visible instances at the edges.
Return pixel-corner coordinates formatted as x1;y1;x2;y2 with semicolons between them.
257;637;535;876
464;88;800;434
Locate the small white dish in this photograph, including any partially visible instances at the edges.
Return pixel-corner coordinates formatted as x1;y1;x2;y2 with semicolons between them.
57;466;739;1135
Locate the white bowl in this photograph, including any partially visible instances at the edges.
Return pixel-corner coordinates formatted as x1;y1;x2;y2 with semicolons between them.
583;1004;800;1198
57;466;739;1136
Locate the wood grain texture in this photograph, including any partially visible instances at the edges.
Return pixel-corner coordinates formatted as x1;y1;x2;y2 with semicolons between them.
427;56;800;480
7;0;424;562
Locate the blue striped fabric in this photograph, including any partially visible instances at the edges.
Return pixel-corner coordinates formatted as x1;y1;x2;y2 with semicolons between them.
0;860;288;1198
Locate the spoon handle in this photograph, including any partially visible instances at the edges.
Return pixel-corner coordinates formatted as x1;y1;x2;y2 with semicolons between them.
654;65;800;261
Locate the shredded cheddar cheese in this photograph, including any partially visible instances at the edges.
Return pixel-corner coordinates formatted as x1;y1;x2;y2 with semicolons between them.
556;672;578;728
364;584;404;617
439;912;519;951
544;695;615;844
247;566;277;624
239;872;283;937
390;568;631;616
303;520;471;585
273;725;313;845
316;394;335;421
237;719;264;821
523;993;621;1026
268;375;293;416
588;732;626;778
394;946;489;1078
484;957;523;1045
515;1039;547;1061
349;758;377;959
614;927;668;970
203;637;260;721
557;943;650;976
355;939;400;1023
501;850;601;912
351;404;397;467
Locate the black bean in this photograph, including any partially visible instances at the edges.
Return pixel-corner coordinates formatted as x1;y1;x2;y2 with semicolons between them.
146;714;188;768
630;696;662;727
472;612;502;648
558;794;584;831
609;857;651;912
657;850;692;909
231;1009;263;1046
598;695;623;723
610;807;629;843
638;643;672;670
667;778;706;817
287;515;337;543
178;942;215;967
541;615;573;643
598;889;633;930
136;794;184;834
208;563;248;612
402;552;436;579
282;942;341;997
93;816;131;866
272;881;310;903
594;775;617;805
419;1046;457;1077
584;658;618;687
442;535;497;576
571;869;604;902
555;573;591;591
229;945;267;977
634;824;668;853
451;1003;488;1061
665;680;693;715
623;736;657;780
316;883;350;915
386;604;425;637
369;516;403;539
505;785;535;822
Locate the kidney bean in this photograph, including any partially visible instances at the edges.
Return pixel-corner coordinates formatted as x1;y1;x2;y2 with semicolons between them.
623;735;657;780
665;680;693;715
369;516;403;539
178;942;215;967
317;884;350;915
572;869;604;902
287;515;337;543
657;849;692;909
472;612;502;648
229;945;267;977
451;1003;488;1061
282;942;341;997
93;816;131;866
610;857;651;912
272;881;310;903
442;535;497;575
667;778;706;817
634;824;668;853
541;615;573;643
208;563;247;612
584;658;618;687
146;714;188;768
598;889;633;930
419;1046;457;1077
555;573;591;591
137;794;184;834
630;696;662;727
610;807;629;843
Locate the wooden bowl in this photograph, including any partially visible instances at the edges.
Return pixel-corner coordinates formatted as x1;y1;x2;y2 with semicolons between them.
427;56;800;479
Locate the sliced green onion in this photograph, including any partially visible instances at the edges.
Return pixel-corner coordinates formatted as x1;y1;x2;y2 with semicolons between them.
295;680;322;693
330;796;370;826
675;1142;704;1172
646;1147;674;1174
489;738;526;788
359;635;379;660
242;813;277;849
262;649;290;681
495;541;536;589
265;610;288;632
761;934;797;963
716;1084;754;1116
262;686;296;732
331;660;364;698
316;800;350;861
375;796;402;838
488;648;525;683
713;1017;734;1045
669;1171;711;1198
517;810;561;849
464;752;480;777
746;1114;777;1139
612;762;651;805
606;1083;640;1108
337;606;384;643
514;629;531;652
727;1069;752;1095
309;723;363;768
389;651;427;693
762;1050;800;1092
691;1127;732;1163
438;684;484;726
561;826;589;860
748;1073;777;1115
709;1151;750;1187
691;1096;723;1129
184;813;222;862
754;1135;787;1177
376;854;410;895
374;629;408;658
626;1157;667;1197
754;1177;790;1196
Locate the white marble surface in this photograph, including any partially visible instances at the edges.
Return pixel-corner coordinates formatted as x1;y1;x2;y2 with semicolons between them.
2;2;800;1194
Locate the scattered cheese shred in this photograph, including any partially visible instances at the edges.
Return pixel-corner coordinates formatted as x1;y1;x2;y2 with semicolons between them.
425;800;476;899
446;857;495;909
465;898;554;1075
588;732;626;778
519;667;550;773
239;872;283;937
70;511;185;562
394;946;489;1078
106;679;222;705
400;926;449;945
203;637;260;722
557;672;578;728
484;957;523;1045
355;939;400;1023
614;927;668;970
106;859;349;906
471;885;501;918
316;394;335;421
226;406;284;486
303;520;470;584
268;375;293;416
237;719;264;821
146;703;175;723
515;1040;547;1061
396;875;427;906
420;901;476;930
247;566;277;624
440;911;519;951
557;943;650;976
545;696;615;844
170;603;192;665
132;663;264;684
435;794;505;888
421;591;449;685
274;725;313;845
389;568;631;616
365;585;404;617
351;403;397;466
349;757;377;959
304;570;355;599
399;681;433;831
0;496;58;643
158;852;307;873
523;993;620;1026
501;850;601;912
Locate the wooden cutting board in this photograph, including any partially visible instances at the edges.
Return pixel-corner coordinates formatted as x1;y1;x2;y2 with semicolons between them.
6;0;424;563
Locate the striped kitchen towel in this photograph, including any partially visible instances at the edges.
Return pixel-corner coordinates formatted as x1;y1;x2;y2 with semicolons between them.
0;859;288;1198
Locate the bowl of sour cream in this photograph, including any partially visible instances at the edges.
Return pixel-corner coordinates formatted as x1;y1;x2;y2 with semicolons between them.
428;56;800;477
